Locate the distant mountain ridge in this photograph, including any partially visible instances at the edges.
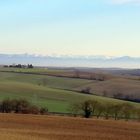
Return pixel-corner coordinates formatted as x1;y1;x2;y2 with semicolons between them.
0;54;140;68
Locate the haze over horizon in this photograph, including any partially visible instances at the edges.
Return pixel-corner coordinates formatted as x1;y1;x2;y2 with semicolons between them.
0;53;140;68
0;0;140;57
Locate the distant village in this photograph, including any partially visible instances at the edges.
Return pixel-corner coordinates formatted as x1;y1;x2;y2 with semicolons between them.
3;64;34;69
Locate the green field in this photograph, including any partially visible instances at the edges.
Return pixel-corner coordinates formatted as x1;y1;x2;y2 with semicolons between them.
0;68;140;113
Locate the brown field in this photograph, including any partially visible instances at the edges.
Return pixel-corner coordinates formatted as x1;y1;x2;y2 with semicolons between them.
75;77;140;98
0;114;140;140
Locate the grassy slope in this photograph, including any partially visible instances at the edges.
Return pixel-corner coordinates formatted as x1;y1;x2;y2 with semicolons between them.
0;68;140;112
1;67;140;98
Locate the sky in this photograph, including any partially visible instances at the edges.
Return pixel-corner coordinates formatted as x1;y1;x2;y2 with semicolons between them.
0;0;140;57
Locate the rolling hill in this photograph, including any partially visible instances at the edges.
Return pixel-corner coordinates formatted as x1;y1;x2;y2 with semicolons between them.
0;67;140;113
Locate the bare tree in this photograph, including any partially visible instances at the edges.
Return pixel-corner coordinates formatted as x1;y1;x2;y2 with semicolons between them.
111;104;122;120
136;108;140;121
69;103;81;117
95;103;105;119
74;70;80;78
121;103;135;121
103;102;113;120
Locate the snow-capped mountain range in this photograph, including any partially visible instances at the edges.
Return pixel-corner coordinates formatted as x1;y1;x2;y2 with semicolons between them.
0;54;140;68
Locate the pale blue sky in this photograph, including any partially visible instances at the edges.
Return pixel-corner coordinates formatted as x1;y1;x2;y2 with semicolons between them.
0;0;140;56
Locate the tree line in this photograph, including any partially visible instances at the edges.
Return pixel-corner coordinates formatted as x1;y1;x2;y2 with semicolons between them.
69;99;140;121
4;64;34;69
1;98;140;121
0;98;48;115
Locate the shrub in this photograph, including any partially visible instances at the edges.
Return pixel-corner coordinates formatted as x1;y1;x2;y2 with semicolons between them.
0;99;13;113
13;99;31;113
29;105;40;114
0;98;47;115
81;87;91;94
81;100;93;118
40;107;48;115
